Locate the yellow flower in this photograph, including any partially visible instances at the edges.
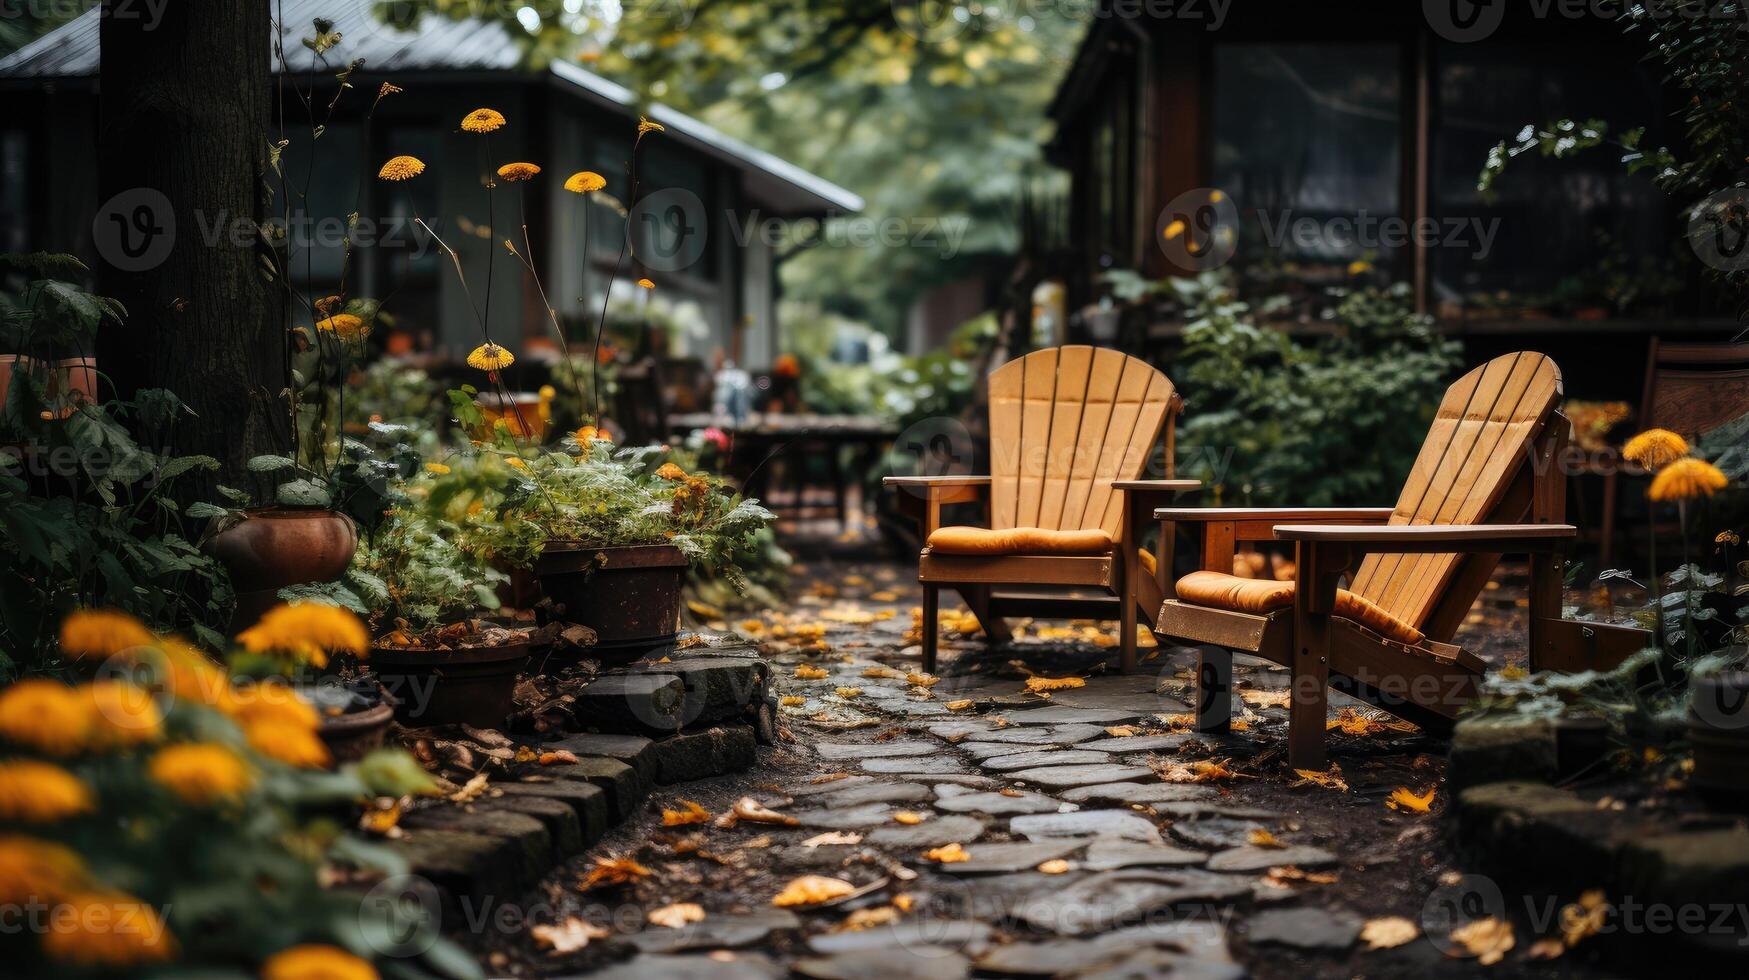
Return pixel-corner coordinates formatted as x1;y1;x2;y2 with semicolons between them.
1347;259;1373;276
636;277;656;289
233;683;322;732
638;115;665;136
149;743;254;805
263;944;380;980
40;890;177;968
83;681;164;749
377;155;425;181
0;835;85;905
1623;428;1689;471
59;609;154;660
1648;457;1730;502
564;170;607;193
236;604;369;668
316;313;368;341
655;462;687;481
424;462;451;475
505;456;528;471
461;107;506;133
538;384;556;400
244;718;331;769
0;680;91;755
466;342;515;372
0;761;94;822
147;638;235;710
496;161;541;182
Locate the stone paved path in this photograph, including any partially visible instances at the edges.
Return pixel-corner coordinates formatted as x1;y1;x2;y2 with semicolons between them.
477;560;1599;979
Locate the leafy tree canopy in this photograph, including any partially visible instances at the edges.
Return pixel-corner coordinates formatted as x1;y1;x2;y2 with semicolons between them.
393;0;1086;336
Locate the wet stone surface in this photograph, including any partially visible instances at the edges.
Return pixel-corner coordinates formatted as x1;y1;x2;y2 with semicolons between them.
458;558;1582;980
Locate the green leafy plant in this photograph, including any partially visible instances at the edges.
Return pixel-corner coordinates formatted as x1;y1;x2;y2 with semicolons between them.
0;391;235;675
1168;274;1461;506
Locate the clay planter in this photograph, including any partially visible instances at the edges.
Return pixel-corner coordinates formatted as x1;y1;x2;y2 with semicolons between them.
534;542;687;665
208;508;358;633
369;640;530;729
318;698;395;765
1690;672;1749;808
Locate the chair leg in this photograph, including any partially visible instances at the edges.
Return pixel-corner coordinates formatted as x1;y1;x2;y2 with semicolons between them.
921;584;940;675
1288;612;1332;771
1118;540;1138;675
959;586;1012;644
1194;644;1231;732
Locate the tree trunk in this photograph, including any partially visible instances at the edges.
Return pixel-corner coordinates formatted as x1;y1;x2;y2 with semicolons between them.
95;0;287;498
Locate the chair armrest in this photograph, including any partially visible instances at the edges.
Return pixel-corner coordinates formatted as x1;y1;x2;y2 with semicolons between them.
883;475;992;489
1153;507;1395;523
1112;479;1202;494
1272;523;1576;553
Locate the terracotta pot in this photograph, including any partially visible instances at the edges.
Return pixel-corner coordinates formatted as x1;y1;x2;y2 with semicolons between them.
318;699;395;765
51;356;98;409
0;354;25;413
534;542;687;665
369;640;531;729
208;508;359;633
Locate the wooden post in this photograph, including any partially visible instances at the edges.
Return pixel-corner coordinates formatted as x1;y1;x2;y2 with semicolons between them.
1289;540;1347;770
1527;417;1570;672
1195;644;1232;733
921;584;940;675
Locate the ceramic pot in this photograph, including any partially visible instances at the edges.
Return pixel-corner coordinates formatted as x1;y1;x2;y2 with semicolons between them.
534;542;686;665
369;640;531;729
208;508;358;632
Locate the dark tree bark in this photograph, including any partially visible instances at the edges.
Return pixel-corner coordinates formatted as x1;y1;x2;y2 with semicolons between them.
95;0;288;496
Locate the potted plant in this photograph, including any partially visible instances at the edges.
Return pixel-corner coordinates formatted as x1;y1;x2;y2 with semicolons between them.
298;471;532;729
0;252;121;428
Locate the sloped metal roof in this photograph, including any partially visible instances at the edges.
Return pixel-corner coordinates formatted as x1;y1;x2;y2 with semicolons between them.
0;0;862;214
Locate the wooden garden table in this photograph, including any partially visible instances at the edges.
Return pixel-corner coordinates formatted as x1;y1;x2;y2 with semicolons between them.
667;413;900;528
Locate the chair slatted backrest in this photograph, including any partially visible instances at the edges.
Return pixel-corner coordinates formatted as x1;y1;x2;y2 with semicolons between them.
988;346;1175;539
1348;352;1563;628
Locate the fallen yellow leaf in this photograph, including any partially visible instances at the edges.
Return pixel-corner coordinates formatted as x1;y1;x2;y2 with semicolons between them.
907;672;940;687
1104;725;1139;737
795;665;828;680
730;796;799;826
801;831;862;847
862;666;905;679
772;875;856;907
945;699;974;711
662;799;711;826
647;903;706;929
892;811;926;825
1559;889;1606;947
1025;676;1086;693
1238;688;1291;709
515;745;539;763
1037;858;1073;874
685;599;724;619
1525;937;1565;960
1387;786;1437;814
1360;916;1419;950
1450;916;1515;965
578;855;652;890
835;686;863;698
923;843;969;863
1155;758;1241;783
1291;765;1349;792
1248;828;1286;849
530;917;609;954
780;695;805;707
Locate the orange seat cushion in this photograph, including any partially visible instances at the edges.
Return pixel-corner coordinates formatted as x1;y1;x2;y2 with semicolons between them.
1175;570;1425;646
927;526;1113;556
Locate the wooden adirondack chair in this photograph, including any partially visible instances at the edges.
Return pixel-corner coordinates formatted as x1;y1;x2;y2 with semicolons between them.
886;346;1199;674
1153;352;1650;769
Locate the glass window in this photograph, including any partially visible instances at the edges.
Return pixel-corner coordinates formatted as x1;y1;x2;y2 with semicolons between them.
1212;44;1402;278
372;126;442;340
1431;41;1673;319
